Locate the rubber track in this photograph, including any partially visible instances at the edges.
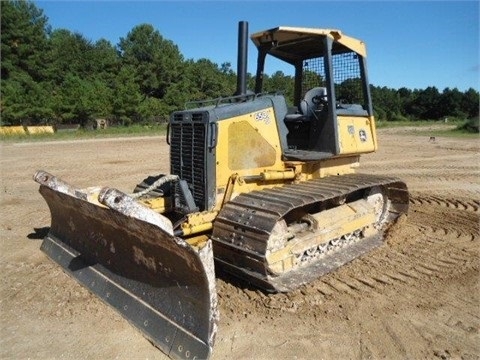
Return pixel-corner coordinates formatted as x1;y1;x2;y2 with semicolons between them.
212;173;409;292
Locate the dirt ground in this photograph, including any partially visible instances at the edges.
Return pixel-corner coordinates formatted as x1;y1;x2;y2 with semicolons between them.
1;127;479;360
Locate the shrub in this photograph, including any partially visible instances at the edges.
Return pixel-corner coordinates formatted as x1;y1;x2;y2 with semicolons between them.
457;116;479;133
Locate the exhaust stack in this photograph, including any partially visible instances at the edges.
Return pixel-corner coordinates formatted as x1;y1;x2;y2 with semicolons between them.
235;21;248;96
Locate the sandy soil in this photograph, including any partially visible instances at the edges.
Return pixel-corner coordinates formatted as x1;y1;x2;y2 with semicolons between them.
1;128;479;360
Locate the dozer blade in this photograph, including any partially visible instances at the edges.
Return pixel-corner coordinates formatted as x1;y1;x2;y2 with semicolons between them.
33;171;218;360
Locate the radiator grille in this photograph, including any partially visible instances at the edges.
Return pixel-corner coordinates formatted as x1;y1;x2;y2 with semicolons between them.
170;113;208;212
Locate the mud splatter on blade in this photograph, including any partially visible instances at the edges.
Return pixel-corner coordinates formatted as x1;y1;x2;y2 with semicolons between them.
34;171;218;360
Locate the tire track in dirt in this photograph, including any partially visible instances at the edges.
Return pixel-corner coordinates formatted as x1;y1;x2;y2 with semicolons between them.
408;196;479;244
364;172;480;199
410;195;480;213
218;193;479;322
338;197;478;300
216;192;480;359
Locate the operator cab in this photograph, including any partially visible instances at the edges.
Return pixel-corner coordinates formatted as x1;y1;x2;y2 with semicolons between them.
251;27;374;161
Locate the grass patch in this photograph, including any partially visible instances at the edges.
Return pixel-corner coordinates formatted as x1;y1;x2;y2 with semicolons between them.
375;120;463;128
2;121;477;143
414;128;479;138
0;124;168;143
376;119;478;138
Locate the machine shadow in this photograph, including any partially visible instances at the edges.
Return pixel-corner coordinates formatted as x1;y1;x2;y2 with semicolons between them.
27;227;50;240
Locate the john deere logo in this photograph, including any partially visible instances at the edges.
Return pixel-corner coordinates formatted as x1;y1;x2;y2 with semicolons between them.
359;129;367;142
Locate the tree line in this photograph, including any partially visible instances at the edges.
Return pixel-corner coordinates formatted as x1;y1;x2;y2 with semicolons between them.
1;0;478;127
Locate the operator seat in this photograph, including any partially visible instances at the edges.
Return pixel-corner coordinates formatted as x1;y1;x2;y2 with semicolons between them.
284;87;328;123
284;87;328;151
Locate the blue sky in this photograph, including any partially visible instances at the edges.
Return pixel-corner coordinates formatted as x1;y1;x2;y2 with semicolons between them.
36;1;479;91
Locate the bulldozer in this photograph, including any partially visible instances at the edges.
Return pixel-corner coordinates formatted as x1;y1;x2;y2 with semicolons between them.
34;22;409;359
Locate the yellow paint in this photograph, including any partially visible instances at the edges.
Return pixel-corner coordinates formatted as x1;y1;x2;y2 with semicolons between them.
286;156;359;180
186;234;209;249
250;27;367;58
26;126;55;135
260;169;296;181
266;199;377;274
228;121;276;170
0;126;26;135
181;222;213;236
213;106;372;210
215;107;288;209
212;105;379;215
179;211;218;235
184;211;218;226
139;197;172;213
337;116;377;155
84;187;107;207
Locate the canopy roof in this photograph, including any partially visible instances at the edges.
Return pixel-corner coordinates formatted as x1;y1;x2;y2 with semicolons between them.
250;26;367;63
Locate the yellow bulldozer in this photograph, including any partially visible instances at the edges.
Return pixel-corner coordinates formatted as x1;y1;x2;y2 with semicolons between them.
34;22;408;359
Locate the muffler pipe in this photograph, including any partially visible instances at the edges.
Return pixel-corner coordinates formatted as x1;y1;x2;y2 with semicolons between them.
235;21;248;96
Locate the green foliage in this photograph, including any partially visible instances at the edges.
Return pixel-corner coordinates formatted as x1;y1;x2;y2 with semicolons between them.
118;24;184;100
181;58;236;101
52;74;112;125
1;0;51;124
111;66;142;125
1;0;479;127
263;71;295;105
1;0;50;81
337;78;362;104
138;97;168;123
457;116;479;133
371;85;479;122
